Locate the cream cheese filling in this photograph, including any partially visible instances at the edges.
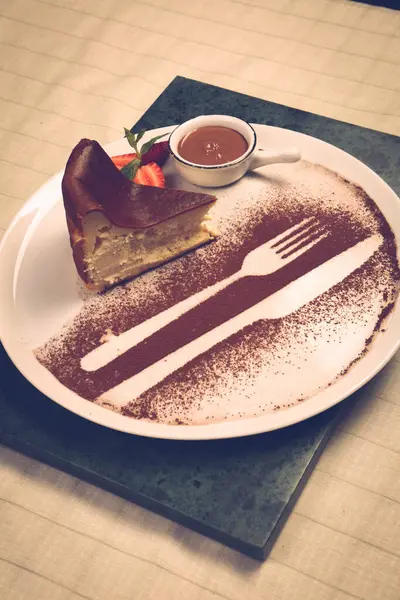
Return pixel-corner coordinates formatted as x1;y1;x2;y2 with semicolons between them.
81;206;216;290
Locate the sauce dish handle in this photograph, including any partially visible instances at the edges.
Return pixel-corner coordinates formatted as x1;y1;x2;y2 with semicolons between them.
249;147;301;170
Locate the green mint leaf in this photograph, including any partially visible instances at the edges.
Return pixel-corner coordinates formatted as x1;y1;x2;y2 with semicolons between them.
132;128;146;145
140;132;169;157
124;128;138;153
121;158;141;180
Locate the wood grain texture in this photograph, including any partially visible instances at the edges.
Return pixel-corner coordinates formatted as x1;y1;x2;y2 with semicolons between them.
0;0;399;598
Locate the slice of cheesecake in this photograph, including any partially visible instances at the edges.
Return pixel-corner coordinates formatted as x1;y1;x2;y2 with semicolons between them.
62;139;217;292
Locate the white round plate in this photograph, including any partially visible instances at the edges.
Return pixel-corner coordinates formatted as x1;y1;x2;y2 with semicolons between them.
1;125;400;440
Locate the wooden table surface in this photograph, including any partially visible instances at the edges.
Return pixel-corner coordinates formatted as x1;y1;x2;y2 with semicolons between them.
0;1;400;599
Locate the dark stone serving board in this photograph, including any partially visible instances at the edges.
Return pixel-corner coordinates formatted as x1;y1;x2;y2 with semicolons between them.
1;77;399;560
351;1;399;9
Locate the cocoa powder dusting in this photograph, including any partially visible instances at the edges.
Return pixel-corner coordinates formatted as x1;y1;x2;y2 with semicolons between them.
36;161;400;424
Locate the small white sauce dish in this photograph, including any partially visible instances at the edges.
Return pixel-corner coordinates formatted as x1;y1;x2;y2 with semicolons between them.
168;114;301;188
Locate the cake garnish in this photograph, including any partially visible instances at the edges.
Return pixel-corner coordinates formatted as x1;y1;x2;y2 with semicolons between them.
111;128;170;186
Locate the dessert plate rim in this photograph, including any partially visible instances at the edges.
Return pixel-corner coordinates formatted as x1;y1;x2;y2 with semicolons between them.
1;123;400;440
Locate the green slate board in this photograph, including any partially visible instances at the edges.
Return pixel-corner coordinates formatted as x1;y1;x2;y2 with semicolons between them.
1;76;399;560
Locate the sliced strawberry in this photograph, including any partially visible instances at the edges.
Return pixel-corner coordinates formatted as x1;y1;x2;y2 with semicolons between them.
133;162;165;188
111;153;137;169
141;141;170;167
117;127;169;184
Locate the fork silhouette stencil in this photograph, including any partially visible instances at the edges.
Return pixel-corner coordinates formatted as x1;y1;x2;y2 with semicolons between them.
82;217;327;372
